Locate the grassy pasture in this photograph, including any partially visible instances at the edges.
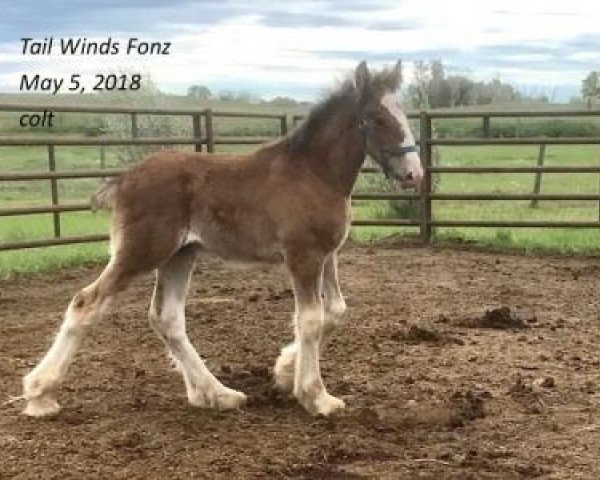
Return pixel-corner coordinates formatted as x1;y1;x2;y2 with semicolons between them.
1;94;600;275
354;144;600;249
2;137;600;277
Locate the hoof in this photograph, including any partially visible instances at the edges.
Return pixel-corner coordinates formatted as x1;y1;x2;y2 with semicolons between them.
189;386;247;411
23;396;60;417
215;388;247;411
273;345;296;393
273;366;294;393
22;372;61;417
298;389;346;416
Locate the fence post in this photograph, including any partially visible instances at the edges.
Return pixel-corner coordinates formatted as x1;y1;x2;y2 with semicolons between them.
482;115;490;137
192;113;202;152
205;109;215;153
530;144;546;208
99;145;106;170
280;115;288;136
47;145;60;238
130;113;138;138
419;111;433;244
99;145;107;181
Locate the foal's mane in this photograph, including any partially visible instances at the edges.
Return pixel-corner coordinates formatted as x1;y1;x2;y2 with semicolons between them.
285;80;358;155
284;66;401;156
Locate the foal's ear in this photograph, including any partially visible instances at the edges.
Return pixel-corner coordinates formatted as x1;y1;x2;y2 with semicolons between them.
355;61;370;97
394;60;403;89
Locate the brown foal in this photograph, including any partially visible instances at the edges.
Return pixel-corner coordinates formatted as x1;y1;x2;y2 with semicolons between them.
21;61;423;417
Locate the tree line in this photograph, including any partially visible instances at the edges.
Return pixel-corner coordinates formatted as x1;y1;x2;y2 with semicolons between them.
582;71;600;107
405;60;534;108
186;84;305;106
186;61;600;109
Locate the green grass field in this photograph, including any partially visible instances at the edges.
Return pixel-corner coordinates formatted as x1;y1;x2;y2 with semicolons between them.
2;130;600;277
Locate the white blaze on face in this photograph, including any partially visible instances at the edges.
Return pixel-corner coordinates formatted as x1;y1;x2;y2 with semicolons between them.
380;92;424;187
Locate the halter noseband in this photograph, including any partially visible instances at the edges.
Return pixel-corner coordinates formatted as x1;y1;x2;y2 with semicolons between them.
382;144;418;155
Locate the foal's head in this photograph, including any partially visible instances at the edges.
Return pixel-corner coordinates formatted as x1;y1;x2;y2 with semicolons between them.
355;61;423;189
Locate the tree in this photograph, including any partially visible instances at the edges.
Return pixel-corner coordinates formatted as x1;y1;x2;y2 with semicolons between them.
407;60;528;108
408;61;467;108
428;60;452;107
218;90;236;101
102;73;179;165
186;85;212;100
582;71;600;107
446;75;474;107
268;96;299;107
233;91;261;103
407;60;432;108
217;90;261;103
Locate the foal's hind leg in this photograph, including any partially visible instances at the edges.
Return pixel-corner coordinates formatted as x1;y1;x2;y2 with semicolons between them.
274;252;346;393
148;244;246;411
22;259;129;416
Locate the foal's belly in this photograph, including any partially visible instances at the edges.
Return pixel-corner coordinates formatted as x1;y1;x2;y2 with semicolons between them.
185;220;284;264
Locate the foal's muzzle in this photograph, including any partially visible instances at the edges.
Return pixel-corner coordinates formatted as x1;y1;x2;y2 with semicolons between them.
380;144;423;189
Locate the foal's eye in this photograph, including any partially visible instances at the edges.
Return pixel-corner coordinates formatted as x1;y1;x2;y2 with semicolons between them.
374;117;386;127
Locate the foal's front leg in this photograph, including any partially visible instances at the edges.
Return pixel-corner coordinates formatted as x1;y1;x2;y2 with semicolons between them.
274;252;347;393
322;252;348;335
283;250;345;416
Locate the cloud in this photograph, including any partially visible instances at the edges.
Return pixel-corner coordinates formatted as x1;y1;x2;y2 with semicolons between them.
0;0;598;101
259;12;357;28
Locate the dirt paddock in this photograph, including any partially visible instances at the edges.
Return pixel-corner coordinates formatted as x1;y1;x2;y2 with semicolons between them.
2;242;600;479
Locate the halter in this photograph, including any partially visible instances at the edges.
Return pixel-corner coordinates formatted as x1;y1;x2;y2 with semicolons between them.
382;144;418;155
359;118;418;179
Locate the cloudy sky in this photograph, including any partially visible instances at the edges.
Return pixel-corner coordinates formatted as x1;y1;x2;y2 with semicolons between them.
1;0;598;101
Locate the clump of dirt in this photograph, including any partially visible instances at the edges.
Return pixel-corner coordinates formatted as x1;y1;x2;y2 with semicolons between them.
446;390;487;427
405;324;443;342
109;431;145;450
353;390;487;432
566;264;600;280
276;435;395;479
456;307;530;330
400;324;464;345
265;288;293;301
403;390;486;429
508;375;546;414
280;464;366;479
533;376;556;389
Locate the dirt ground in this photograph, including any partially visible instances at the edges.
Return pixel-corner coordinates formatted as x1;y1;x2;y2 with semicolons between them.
2;241;600;479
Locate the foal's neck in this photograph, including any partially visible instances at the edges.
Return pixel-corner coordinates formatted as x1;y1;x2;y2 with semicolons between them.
304;105;366;197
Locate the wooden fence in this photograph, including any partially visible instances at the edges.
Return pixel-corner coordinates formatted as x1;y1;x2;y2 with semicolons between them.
1;104;600;251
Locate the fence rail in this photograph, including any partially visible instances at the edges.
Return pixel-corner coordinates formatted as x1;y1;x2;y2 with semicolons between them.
1;105;600;251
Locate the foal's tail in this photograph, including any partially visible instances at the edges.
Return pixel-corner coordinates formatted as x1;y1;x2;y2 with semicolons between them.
91;177;119;212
